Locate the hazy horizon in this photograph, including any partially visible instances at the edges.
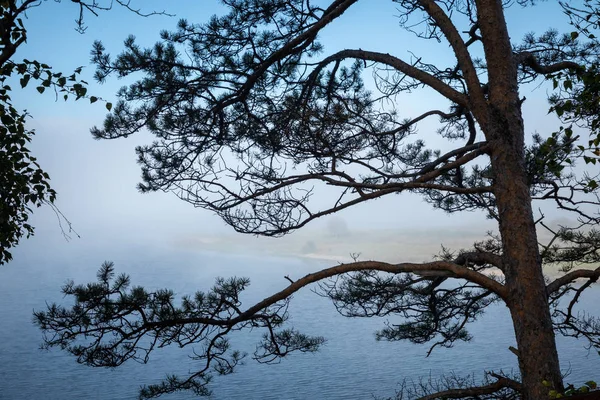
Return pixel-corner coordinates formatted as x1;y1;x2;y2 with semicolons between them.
4;0;588;266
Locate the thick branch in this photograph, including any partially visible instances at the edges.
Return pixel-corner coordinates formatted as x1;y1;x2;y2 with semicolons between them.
546;266;600;295
242;260;507;320
418;0;487;121
517;51;583;74
455;251;504;270
418;141;488;175
136;260;507;332
220;0;359;109
416;375;522;400
313;49;469;107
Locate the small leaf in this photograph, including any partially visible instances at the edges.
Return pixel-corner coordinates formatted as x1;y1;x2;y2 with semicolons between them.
106;102;112;111
90;96;98;104
36;86;45;94
19;74;30;88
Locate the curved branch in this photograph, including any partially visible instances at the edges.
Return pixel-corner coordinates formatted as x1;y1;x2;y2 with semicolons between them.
455;251;504;270
267;175;492;194
138;260;507;332
243;260;508;319
378;108;462;139
546;266;600;295
311;49;469;107
418;0;487;119
416;375;522;400
184;141;492;236
220;0;359;109
220;183;489;237
516;51;583;74
48;261;508;338
418;141;488;175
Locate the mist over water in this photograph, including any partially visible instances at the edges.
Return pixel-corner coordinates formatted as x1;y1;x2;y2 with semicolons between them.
1;241;599;400
1;1;597;398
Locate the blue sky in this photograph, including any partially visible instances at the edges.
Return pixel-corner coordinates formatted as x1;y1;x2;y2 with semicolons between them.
7;0;583;261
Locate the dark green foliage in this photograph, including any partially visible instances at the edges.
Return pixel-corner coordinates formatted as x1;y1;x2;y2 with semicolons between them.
88;1;490;236
546;380;598;399
34;1;600;398
549;63;600;171
34;261;325;399
543;228;600;266
321;270;498;355
0;58;92;264
0;99;55;263
550;2;600;173
0;0;162;264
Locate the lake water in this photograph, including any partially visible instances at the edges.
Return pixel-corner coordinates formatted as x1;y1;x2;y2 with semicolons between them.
1;242;599;399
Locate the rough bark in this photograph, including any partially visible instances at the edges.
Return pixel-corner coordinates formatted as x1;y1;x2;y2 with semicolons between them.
476;0;564;398
490;118;564;399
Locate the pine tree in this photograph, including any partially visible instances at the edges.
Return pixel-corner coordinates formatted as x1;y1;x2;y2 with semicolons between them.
35;1;600;398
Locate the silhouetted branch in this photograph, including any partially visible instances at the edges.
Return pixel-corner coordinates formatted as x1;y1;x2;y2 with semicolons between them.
417;0;486;122
390;371;521;400
35;252;508;397
307;49;469;106
517;51;583;74
547;266;600;295
416;375;522;400
321;270;501;355
551;280;600;353
70;0;174;33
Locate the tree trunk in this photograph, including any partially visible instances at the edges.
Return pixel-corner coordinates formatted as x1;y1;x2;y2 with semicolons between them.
495;162;564;399
494;150;564;398
475;1;564;397
488;113;564;399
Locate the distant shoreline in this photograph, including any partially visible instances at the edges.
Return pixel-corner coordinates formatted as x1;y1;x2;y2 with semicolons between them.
171;228;595;281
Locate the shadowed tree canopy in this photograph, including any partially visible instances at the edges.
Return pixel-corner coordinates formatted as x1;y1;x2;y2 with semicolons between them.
0;0;171;264
551;0;600;174
36;1;600;399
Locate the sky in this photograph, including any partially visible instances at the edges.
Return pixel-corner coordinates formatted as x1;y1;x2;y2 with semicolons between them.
5;0;587;263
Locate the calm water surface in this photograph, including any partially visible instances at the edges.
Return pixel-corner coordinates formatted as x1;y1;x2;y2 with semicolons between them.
1;243;599;399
